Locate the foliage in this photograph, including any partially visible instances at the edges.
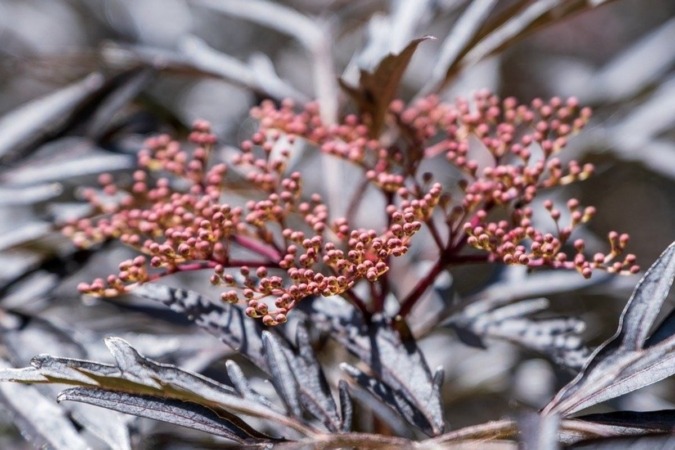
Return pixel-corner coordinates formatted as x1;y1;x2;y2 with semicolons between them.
1;1;674;449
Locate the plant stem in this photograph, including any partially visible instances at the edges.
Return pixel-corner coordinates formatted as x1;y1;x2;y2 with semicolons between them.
421;419;517;445
397;251;488;318
233;235;282;261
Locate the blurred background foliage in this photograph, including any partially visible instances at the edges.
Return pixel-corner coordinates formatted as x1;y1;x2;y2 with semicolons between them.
0;0;674;448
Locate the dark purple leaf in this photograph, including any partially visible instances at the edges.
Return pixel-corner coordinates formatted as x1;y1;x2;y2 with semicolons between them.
312;296;444;435
57;387;275;443
0;316;132;449
341;362;431;435
0;73;104;164
262;331;303;419
447;297;589;370
133;284;268;369
279;322;341;431
134;285;341;431
339;36;433;136
424;0;498;93
0;337;314;436
577;410;675;432
225;360;279;412
1;138;133;186
0;312;88;366
179;36;308;102
646;309;675;348
543;241;675;416
568;434;675;449
338;380;353;432
0;364;89;450
85;68;155;141
339;365;415;439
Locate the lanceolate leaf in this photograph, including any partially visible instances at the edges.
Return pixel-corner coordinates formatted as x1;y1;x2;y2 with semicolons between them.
0;73;104;163
134;284;341;431
447;297;590;370
543;241;675;416
341;363;433;434
262;331;303;419
282;323;341;432
312;296;444;435
338;380;353;432
225;360;278;412
576;409;675;432
0;361;89;450
0;337;316;438
58;387;273;443
134;284;268;369
339;36;433;137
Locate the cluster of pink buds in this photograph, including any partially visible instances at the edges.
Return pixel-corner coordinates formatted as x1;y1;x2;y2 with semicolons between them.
64;91;637;324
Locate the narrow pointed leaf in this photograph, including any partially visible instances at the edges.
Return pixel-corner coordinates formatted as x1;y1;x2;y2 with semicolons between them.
313;296;444;435
0;373;89;450
338;380;353;432
135;285;340;430
262;331;302;418
617;241;675;350
340;36;433;136
2;337;315;436
341;363;429;434
58;387;274;443
134;284;268;369
280;323;340;431
577;409;675;432
448;297;589;370
425;0;498;93
544;242;675;416
225;360;278;411
0;73;104;163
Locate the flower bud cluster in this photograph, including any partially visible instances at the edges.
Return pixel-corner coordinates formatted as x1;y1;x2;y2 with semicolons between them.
65;118;433;324
65;91;637;324
252;91;636;279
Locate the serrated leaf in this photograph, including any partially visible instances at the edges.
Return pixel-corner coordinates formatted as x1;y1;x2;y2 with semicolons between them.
312;297;444;435
338;380;353;432
0;315;133;450
135;284;341;431
447;297;590;370
339;36;433;136
225;360;278;411
339;366;415;439
0;372;89;450
1;337;315;437
262;331;302;419
58;387;272;443
134;284;268;369
341;362;431;435
281;323;340;431
543;241;675;416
